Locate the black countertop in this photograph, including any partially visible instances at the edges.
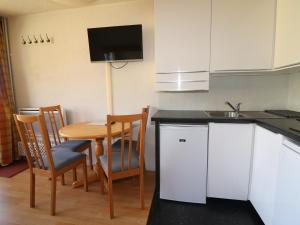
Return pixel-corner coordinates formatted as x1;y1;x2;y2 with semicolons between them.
256;118;300;143
151;110;300;143
151;110;210;123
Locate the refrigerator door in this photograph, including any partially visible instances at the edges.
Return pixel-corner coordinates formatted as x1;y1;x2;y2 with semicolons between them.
160;124;208;203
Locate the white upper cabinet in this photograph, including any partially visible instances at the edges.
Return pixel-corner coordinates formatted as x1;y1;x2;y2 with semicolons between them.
154;0;211;73
210;0;276;71
274;0;300;68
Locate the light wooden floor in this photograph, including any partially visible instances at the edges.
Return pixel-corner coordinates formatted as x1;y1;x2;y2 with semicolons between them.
0;168;155;225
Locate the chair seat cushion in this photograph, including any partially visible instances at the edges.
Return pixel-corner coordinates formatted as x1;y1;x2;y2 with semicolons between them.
112;139;138;152
100;148;140;174
52;140;91;152
42;150;86;171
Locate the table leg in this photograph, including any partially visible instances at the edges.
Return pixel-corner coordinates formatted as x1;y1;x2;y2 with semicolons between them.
72;138;104;188
94;138;103;178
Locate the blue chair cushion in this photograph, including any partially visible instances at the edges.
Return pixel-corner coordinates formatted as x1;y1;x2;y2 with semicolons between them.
42;150;86;171
100;148;140;173
112;139;138;152
52;140;91;152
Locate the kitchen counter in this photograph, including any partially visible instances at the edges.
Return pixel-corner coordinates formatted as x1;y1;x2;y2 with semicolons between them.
256;118;300;143
151;110;300;143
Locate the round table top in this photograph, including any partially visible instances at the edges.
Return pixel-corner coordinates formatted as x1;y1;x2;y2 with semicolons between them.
59;122;128;140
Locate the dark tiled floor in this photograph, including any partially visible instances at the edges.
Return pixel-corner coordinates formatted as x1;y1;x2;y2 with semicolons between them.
147;193;264;225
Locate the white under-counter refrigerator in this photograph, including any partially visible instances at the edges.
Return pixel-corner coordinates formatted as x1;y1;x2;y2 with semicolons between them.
159;124;208;204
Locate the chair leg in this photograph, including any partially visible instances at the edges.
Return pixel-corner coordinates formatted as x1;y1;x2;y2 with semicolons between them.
140;172;145;209
30;173;35;208
51;176;57;216
61;174;65;185
99;166;105;194
88;146;93;170
72;168;77;182
82;160;88;192
96;160;105;194
108;178;114;219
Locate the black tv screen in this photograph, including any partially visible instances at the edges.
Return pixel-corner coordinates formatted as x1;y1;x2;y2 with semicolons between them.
87;24;143;62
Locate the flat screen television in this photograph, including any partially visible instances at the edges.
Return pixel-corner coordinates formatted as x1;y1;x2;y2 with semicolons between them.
87;24;143;62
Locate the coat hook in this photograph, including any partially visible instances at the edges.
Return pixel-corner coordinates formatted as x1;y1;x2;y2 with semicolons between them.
46;33;50;43
27;35;32;44
33;35;38;44
39;34;44;43
21;36;26;45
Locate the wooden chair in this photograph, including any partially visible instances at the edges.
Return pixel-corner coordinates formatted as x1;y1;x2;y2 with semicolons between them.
14;114;88;216
39;105;93;183
99;112;147;218
112;106;149;151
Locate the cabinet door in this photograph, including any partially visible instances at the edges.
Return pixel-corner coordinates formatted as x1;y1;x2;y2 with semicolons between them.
274;0;300;68
207;123;254;200
249;125;282;225
155;0;211;73
210;0;276;71
273;139;300;225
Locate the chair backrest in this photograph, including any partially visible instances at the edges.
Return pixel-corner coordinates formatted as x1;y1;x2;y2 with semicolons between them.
39;105;65;145
13;114;54;172
106;112;147;176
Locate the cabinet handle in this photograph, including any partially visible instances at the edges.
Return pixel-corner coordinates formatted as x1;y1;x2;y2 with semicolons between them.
179;139;186;142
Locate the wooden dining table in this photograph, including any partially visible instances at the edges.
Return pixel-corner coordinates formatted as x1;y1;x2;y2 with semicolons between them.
59;122;129;188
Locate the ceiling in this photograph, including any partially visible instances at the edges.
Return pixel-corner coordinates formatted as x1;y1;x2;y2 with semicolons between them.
0;0;137;16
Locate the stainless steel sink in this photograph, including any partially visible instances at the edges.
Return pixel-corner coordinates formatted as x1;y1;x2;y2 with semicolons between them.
205;111;244;118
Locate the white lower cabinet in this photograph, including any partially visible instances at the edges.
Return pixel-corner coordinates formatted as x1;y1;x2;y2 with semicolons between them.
249;125;282;225
207;123;254;200
273;139;300;225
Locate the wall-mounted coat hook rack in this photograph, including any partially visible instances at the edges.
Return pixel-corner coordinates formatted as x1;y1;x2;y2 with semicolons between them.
21;34;54;46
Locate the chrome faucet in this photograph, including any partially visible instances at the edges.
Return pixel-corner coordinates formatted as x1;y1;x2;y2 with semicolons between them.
225;101;242;114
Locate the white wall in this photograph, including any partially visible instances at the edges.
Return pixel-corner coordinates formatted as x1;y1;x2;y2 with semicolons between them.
8;0;294;171
288;72;300;111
